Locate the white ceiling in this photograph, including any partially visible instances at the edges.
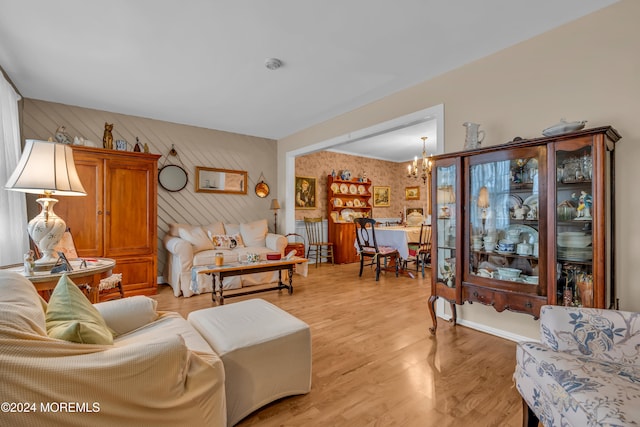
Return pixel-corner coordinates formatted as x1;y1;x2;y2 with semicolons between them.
0;0;618;161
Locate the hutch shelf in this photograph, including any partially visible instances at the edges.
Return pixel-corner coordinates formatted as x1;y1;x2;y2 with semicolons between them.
428;126;621;333
327;175;372;263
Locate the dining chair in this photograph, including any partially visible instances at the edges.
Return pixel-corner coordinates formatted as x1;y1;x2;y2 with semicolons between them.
404;224;432;278
303;217;335;267
354;218;399;281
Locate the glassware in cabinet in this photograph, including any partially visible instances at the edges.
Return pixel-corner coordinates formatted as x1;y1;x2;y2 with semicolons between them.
554;142;598;308
466;148;544;294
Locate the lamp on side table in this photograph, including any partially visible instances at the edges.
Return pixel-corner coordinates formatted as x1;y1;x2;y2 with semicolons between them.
4;140;86;264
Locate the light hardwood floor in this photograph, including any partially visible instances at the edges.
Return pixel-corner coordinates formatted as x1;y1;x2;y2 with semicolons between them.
153;262;525;427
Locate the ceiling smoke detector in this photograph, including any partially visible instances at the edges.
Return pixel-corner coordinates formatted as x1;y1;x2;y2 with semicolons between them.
264;58;283;70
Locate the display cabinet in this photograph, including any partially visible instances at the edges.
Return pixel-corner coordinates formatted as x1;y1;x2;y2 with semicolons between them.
428;127;620;333
327;175;372;263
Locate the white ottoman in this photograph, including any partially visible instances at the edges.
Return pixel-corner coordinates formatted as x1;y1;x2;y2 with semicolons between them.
188;299;311;427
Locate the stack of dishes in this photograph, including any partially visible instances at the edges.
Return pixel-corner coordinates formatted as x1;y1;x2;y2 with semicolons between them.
557;232;592;248
557;231;592;261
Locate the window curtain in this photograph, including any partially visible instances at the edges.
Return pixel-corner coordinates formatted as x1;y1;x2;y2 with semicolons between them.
0;74;27;265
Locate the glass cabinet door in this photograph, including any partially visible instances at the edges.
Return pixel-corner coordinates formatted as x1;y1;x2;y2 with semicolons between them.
434;162;458;288
555;143;596;307
467;149;543;294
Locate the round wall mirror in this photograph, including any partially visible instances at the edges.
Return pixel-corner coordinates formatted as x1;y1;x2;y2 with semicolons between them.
255;181;270;198
158;165;188;192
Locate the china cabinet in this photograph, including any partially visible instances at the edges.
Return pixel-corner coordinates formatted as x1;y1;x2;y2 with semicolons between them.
428;126;620;333
327;175;373;263
56;146;161;299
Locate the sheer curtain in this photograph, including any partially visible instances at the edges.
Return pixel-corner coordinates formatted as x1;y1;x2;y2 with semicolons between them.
0;74;27;265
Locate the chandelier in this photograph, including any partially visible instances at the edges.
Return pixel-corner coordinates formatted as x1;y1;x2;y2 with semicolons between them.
407;136;432;184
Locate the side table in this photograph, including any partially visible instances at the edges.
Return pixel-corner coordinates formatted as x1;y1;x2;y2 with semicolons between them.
2;258;116;303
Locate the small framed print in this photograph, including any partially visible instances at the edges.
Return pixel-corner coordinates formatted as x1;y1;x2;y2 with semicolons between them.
295;176;317;209
405;186;420;200
373;186;390;207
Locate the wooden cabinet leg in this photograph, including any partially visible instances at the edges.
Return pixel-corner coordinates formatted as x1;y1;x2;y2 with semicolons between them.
449;301;457;326
428;295;438;334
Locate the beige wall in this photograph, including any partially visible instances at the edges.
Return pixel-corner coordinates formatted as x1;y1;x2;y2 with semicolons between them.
278;0;640;337
295;151;429;221
20;99;277;281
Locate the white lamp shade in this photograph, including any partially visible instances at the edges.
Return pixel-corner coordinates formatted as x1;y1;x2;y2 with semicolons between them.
5;139;86;196
270;199;281;210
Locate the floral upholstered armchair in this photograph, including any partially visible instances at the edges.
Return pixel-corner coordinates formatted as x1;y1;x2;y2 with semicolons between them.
514;305;640;426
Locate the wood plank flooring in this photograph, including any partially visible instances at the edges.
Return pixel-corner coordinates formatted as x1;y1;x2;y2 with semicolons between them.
153;262;524;427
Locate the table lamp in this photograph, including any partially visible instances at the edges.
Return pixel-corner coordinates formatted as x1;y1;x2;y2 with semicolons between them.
436;185;455;218
5;140;86;264
478;186;490;236
270;199;280;234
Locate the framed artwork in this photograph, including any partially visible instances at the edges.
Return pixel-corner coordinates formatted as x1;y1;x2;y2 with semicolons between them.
195;167;247;194
406;207;424;216
295;176;317;209
405;186;420;200
373;186;391;207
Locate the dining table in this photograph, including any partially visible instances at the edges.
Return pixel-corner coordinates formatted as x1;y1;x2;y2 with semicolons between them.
353;224;424;261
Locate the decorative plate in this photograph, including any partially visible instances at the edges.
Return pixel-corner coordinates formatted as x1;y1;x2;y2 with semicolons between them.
353;199;361;207
506;224;539;244
330;183;339;193
341;209;355;222
358;184;366;194
523;194;538;210
340;183;349;194
334;198;343;207
506;194;523;215
349;184;358;194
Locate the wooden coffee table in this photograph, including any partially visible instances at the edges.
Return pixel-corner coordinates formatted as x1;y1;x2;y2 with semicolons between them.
196;257;308;305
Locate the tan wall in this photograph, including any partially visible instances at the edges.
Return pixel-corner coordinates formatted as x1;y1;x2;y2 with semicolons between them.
278;0;640;337
21;99;277;281
294;151;429;221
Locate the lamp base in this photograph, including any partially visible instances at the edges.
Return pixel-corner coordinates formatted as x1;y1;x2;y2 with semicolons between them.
28;197;66;265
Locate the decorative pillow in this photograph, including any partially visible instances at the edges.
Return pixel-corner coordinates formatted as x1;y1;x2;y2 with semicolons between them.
224;223;241;236
0;271;48;338
45;274;114;345
240;219;268;247
178;226;215;252
204;221;225;237
208;232;245;249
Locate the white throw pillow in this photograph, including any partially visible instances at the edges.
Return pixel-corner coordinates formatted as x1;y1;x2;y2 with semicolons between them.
224;223;240;236
178;226;214;252
240;219;268;247
204;221;225;237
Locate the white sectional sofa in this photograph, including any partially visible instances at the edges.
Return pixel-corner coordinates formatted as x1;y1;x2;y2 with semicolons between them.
163;219;287;297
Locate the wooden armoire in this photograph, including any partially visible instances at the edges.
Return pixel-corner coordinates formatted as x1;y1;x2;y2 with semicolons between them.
56;146;161;299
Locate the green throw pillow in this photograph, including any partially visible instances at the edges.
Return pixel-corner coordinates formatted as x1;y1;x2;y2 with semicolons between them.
46;274;114;345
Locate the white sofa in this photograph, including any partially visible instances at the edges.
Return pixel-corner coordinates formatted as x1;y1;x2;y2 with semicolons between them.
0;271;226;427
163;219;288;297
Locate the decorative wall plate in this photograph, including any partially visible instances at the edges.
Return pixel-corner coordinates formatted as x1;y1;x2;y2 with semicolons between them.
255;181;270;198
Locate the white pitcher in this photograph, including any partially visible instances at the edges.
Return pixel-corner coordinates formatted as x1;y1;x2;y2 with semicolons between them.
463;122;485;150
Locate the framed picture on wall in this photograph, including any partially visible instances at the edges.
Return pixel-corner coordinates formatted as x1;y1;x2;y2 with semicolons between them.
405;186;420;200
373;186;390;207
295;176;317;209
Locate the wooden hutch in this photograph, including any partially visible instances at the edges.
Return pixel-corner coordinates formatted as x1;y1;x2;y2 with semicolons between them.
327;175;372;263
